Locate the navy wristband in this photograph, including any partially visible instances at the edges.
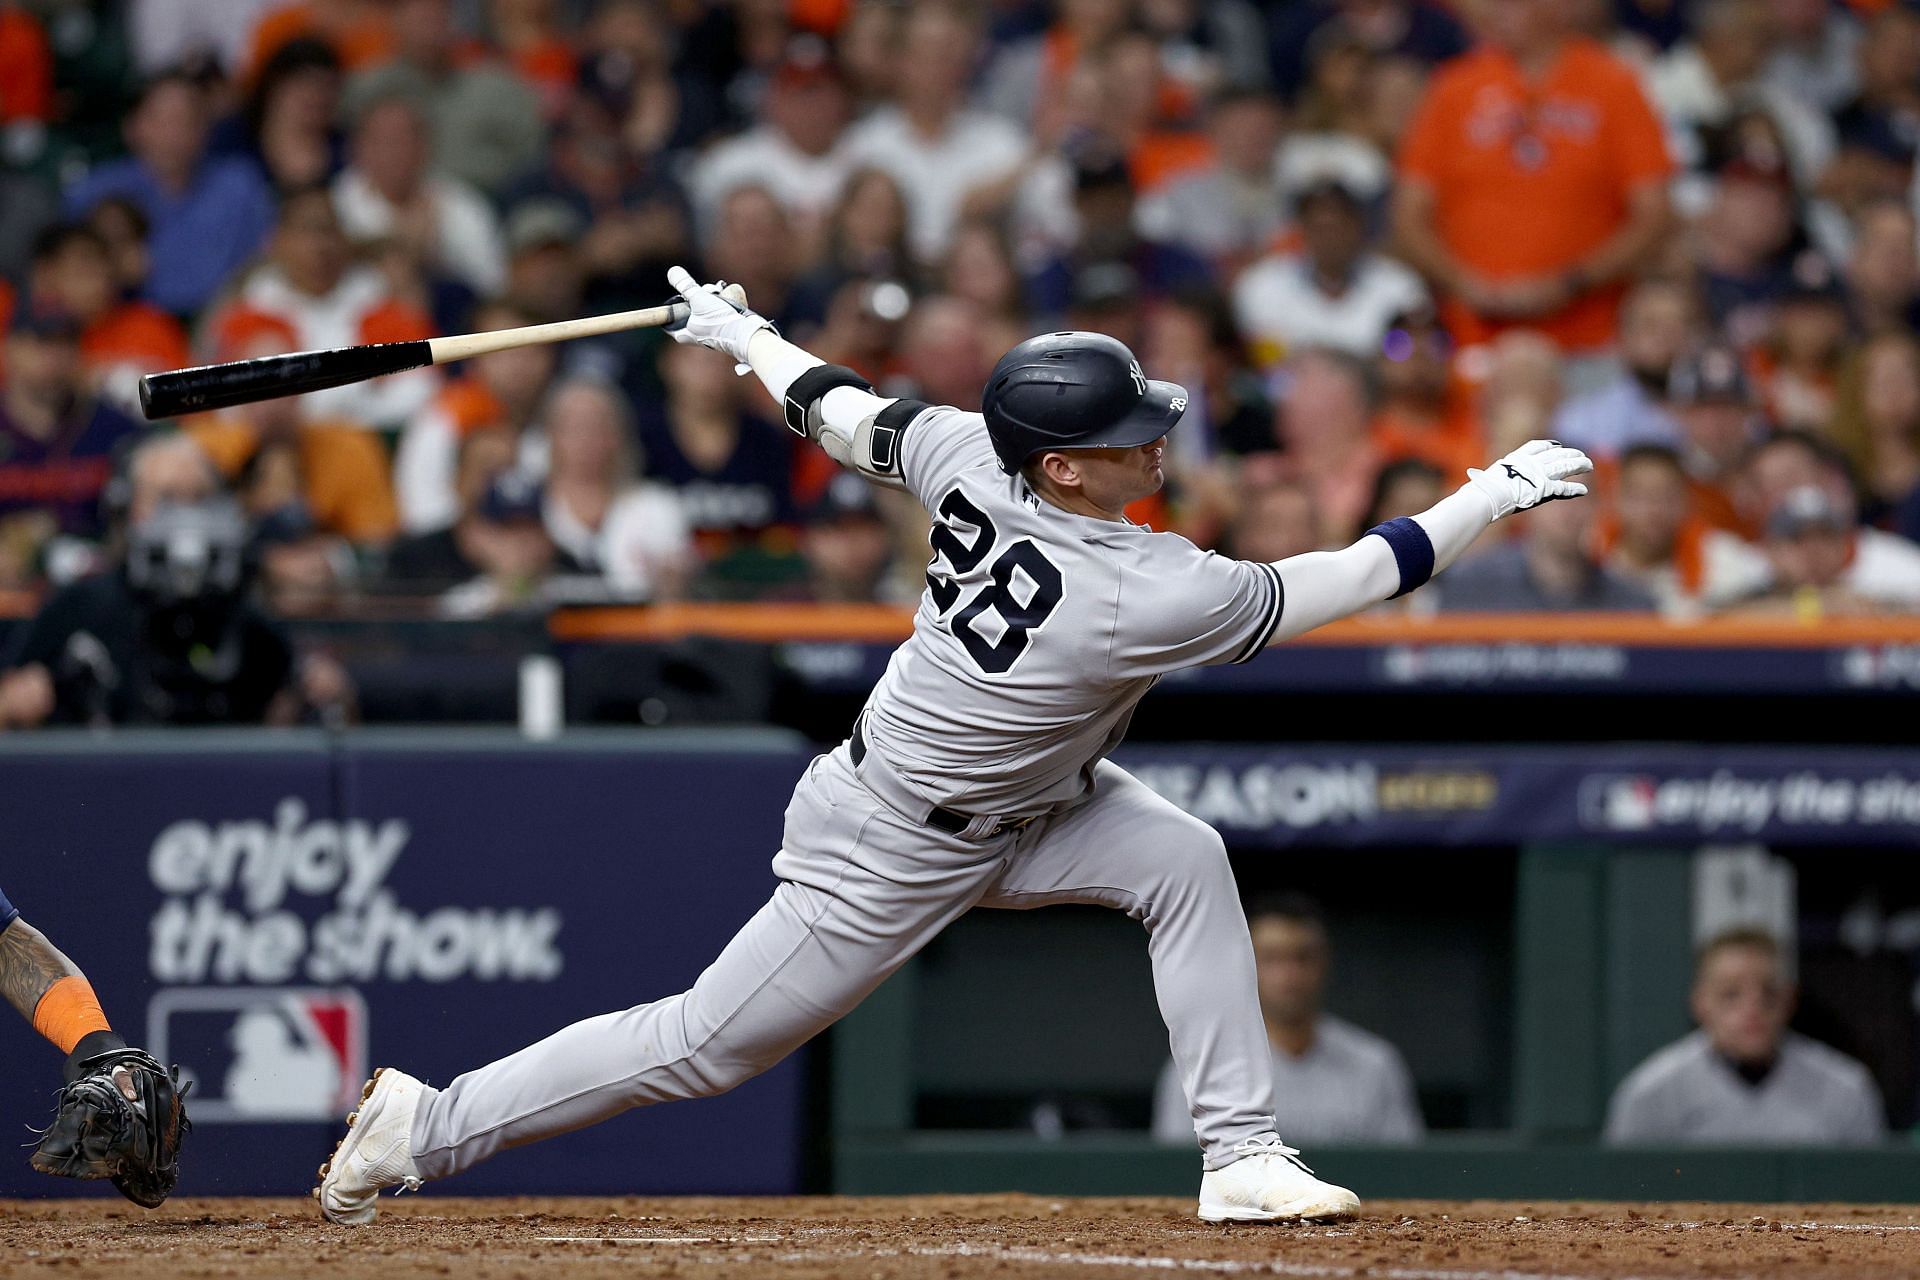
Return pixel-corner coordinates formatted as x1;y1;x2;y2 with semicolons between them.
1366;516;1435;599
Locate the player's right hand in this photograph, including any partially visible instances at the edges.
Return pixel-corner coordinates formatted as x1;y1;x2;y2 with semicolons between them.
665;266;771;369
1465;439;1592;520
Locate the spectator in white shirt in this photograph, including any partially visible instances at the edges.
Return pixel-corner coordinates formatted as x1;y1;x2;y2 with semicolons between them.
842;3;1028;262
1152;895;1424;1148
1606;928;1885;1146
691;41;856;255
1733;428;1920;613
333;91;508;299
540;377;692;601
1746;484;1920;612
1762;0;1861;114
1233;172;1427;369
212;187;439;430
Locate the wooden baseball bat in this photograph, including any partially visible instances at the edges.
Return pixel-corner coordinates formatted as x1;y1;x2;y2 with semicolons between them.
137;285;746;421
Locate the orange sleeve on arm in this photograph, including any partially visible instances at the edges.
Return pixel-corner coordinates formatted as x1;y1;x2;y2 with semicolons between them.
32;976;112;1055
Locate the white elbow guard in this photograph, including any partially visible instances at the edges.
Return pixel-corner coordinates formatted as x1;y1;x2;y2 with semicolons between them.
818;397;927;491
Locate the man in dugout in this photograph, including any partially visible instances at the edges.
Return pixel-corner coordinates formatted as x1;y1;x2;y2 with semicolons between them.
1152;894;1424;1147
1605;927;1885;1145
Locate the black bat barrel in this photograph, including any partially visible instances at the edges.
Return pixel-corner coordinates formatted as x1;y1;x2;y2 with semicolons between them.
138;341;435;421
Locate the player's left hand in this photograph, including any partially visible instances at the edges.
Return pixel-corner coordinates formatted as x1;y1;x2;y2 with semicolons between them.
1465;439;1592;520
665;266;770;370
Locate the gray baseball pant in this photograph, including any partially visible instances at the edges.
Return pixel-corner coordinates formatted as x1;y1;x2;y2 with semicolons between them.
408;746;1279;1178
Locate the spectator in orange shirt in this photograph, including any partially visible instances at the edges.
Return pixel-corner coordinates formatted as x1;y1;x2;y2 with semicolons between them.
486;0;579;122
1391;0;1673;356
185;321;400;550
395;299;556;534
0;3;51;142
209;185;439;430
1370;304;1481;477
27;224;190;419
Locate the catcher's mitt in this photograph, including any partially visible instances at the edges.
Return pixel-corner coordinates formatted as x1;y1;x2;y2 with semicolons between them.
29;1047;191;1207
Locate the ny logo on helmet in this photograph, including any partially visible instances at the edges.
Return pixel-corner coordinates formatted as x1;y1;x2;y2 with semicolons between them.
1128;361;1147;396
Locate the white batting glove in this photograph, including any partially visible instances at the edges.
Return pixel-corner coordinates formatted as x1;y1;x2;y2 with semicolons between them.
665;266;771;372
1465;439;1593;520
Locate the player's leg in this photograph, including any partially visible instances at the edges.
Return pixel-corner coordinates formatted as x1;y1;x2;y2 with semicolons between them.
976;764;1358;1221
322;750;1005;1219
976;765;1274;1162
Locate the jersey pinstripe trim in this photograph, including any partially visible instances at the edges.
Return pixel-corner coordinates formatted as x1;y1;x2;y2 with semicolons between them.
1232;563;1285;663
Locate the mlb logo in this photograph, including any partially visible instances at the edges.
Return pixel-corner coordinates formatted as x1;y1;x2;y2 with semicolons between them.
147;988;367;1123
1578;775;1657;832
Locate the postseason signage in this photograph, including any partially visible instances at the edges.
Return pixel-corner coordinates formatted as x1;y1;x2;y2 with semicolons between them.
0;733;813;1197
1117;746;1920;847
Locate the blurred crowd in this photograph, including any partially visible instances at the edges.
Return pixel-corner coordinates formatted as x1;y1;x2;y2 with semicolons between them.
2;0;1920;638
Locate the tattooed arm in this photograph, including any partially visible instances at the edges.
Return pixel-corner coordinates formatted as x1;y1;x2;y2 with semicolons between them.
0;918;83;1026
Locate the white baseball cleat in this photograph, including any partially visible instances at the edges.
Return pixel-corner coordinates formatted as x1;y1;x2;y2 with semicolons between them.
314;1068;426;1225
1197;1138;1361;1223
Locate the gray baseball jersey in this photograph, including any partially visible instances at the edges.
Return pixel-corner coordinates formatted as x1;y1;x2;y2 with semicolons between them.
1604;1030;1885;1146
864;403;1284;817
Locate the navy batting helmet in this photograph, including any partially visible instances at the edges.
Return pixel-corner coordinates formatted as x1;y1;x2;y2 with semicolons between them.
981;332;1187;474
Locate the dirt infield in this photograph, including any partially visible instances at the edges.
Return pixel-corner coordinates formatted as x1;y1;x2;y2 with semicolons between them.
2;1195;1917;1280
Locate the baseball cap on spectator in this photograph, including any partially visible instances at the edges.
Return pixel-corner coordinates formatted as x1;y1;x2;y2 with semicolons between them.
8;303;81;341
806;472;882;525
1073;151;1135;196
1767;485;1851;539
505;200;587;256
1669;345;1755;407
1278;138;1388;207
478;469;546;524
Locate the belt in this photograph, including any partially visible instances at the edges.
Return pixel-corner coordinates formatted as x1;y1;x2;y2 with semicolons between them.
849;719;1033;839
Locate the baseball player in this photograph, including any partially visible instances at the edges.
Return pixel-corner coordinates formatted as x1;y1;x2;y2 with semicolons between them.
317;267;1590;1225
0;885;191;1204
